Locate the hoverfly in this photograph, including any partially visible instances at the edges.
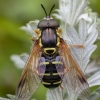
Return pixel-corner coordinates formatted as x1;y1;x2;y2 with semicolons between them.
16;4;90;100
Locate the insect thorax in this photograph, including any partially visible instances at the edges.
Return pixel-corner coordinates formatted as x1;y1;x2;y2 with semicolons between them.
39;28;60;55
41;28;57;47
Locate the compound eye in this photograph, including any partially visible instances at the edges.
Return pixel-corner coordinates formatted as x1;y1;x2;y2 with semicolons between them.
38;19;59;29
49;19;59;27
38;20;48;28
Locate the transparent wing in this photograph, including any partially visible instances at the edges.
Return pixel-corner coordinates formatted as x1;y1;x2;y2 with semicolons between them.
20;53;29;63
16;42;41;100
60;40;90;100
37;57;46;79
55;56;64;79
20;54;46;79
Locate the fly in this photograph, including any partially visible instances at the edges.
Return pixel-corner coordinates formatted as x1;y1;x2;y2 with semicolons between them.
15;4;90;100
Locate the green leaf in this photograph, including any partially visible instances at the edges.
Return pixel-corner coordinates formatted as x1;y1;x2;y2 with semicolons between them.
90;87;100;100
0;94;36;100
0;97;10;100
6;94;15;100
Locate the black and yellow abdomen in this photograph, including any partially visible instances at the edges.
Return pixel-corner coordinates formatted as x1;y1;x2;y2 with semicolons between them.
42;61;62;89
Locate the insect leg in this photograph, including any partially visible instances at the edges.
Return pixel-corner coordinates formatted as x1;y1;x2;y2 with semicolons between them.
34;29;41;35
60;85;64;90
30;37;35;41
56;28;62;36
68;44;84;48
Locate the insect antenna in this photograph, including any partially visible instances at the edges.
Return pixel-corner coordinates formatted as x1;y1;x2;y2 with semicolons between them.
49;4;55;17
41;4;47;17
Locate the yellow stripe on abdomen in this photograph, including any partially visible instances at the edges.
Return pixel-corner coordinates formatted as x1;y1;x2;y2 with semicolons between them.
53;81;61;85
42;81;51;85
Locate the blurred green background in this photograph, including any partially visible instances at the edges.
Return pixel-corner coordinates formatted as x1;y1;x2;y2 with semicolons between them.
0;0;100;100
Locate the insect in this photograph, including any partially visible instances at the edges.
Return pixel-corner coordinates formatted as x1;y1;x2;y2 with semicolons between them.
16;4;90;100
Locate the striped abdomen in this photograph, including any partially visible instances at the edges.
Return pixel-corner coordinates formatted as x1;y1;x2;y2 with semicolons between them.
37;56;64;89
42;62;62;89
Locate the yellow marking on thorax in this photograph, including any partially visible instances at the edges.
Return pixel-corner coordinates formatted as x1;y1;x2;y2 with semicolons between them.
53;81;61;85
56;37;60;46
57;28;62;35
34;29;43;47
56;28;62;46
42;81;51;85
56;28;62;37
39;38;43;47
44;48;56;55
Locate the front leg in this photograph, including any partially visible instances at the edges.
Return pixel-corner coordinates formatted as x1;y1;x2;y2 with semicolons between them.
68;44;84;48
